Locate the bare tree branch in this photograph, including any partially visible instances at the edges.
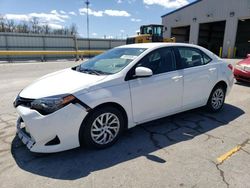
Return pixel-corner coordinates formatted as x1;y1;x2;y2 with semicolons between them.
0;16;78;35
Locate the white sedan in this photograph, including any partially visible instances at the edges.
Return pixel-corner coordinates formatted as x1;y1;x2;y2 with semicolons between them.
14;43;234;153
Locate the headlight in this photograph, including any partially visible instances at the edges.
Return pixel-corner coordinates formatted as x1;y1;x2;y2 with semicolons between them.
244;65;250;72
30;94;76;115
235;64;245;71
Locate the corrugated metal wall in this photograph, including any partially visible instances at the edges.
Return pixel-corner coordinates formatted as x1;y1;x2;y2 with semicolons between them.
162;0;250;57
0;32;126;61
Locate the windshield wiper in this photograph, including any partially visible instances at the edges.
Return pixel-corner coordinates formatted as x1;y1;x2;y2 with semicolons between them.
80;68;111;75
80;68;101;75
94;70;111;75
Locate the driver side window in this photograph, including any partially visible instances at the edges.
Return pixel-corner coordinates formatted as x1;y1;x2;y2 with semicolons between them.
137;47;176;75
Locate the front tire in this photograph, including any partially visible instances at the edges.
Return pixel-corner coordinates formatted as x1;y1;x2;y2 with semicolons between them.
206;86;226;113
80;106;124;149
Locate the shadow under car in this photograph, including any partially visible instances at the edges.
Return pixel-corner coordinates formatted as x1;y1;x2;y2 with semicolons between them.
11;103;244;180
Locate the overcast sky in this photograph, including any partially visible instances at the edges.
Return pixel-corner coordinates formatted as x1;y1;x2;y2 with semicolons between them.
0;0;195;38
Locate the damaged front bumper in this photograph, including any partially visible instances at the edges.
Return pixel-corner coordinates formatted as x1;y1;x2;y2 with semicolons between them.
16;117;35;149
15;103;88;153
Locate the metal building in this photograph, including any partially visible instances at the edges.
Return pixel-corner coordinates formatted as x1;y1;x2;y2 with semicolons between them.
162;0;250;58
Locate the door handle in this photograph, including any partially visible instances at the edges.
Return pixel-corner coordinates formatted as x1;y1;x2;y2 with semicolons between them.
209;68;216;72
171;75;183;80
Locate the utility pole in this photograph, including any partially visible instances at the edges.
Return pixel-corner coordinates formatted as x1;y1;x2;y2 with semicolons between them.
85;0;90;56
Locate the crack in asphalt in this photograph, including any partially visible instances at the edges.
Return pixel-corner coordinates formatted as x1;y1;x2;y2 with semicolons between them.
211;139;250;188
138;111;228;157
138;111;228;152
177;115;225;143
240;139;250;148
204;133;224;143
137;112;233;187
139;125;171;153
179;117;204;133
212;160;230;188
218;139;250;165
197;113;228;124
183;113;226;143
237;139;250;156
241;148;250;155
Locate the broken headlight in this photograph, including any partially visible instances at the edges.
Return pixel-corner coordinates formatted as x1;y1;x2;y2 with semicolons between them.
30;94;75;115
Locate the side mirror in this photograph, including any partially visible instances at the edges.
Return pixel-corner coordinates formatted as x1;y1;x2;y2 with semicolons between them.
135;67;153;77
247;54;250;58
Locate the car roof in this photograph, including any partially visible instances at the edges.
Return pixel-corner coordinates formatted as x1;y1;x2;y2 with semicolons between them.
117;42;219;60
118;42;202;49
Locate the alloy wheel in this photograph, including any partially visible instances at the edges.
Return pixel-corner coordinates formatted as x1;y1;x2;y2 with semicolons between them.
90;112;120;145
211;88;224;110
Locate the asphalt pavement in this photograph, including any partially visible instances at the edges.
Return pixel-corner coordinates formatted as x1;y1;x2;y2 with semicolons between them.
0;59;249;188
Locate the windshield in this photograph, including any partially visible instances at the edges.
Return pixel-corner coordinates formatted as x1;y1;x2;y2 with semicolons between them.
78;47;146;75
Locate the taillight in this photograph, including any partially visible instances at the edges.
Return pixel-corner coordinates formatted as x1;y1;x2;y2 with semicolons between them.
228;64;233;71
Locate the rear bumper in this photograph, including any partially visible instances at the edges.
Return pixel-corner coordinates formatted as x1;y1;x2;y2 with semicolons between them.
234;68;250;82
15;103;88;153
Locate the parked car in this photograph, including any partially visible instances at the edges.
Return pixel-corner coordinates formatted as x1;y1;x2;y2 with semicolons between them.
234;54;250;83
14;43;234;153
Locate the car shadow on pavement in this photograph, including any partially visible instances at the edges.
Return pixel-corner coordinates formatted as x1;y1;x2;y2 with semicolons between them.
11;103;244;180
235;81;250;87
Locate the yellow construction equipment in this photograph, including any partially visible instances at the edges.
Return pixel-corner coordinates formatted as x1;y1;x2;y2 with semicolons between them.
126;24;175;44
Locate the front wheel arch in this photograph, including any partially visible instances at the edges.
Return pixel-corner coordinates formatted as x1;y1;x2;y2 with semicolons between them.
78;102;128;147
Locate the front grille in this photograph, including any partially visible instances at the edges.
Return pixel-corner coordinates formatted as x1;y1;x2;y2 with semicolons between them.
14;96;34;108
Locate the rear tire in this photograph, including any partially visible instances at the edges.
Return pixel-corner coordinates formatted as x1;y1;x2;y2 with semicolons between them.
79;106;124;149
206;85;226;113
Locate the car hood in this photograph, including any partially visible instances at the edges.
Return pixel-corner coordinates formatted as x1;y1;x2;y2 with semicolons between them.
238;57;250;66
19;68;107;99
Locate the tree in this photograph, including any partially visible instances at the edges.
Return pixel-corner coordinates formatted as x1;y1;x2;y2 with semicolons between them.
0;15;6;32
0;16;78;36
6;20;15;32
43;24;50;34
53;29;64;35
69;23;78;35
16;24;23;33
30;17;39;33
21;22;29;33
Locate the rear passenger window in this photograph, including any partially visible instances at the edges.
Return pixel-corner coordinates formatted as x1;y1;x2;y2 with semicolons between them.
177;47;211;68
203;53;212;64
